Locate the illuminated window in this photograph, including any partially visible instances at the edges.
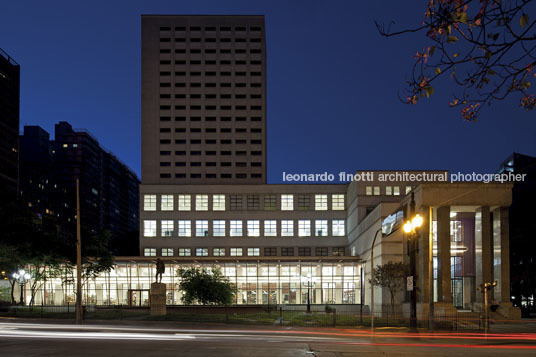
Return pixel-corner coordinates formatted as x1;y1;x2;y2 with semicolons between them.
365;186;372;196
450;221;462;242
178;248;191;257
161;248;173;257
281;220;294;236
315;220;328;236
264;220;276;236
385;186;392;195
161;194;173;211
196;220;209;237
213;248;225;257
196;195;208;211
196;248;208;256
332;194;345;210
281;194;293;211
213;220;225;237
230;220;243;236
247;220;260;237
247;248;260;256
143;195;157;211
161;220;173;237
315;194;328;210
178;195;191;211
333;220;345;236
213;194;225;211
230;248;243;256
178;220;191;237
406;186;412;194
143;248;156;257
298;220;311;237
143;220;156;237
373;186;380;196
394;186;400;196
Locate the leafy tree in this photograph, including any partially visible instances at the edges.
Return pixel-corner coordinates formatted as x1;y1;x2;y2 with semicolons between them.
376;0;536;120
371;262;409;312
0;196;113;305
176;266;235;306
52;229;114;302
0;197;46;304
0;245;22;304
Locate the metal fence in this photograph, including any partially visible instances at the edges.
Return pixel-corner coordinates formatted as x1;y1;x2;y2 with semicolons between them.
0;304;487;330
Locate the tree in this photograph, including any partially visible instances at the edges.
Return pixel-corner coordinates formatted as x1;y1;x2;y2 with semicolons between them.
371;262;409;312
0;196;47;304
0;245;22;304
0;195;113;306
53;229;114;303
376;0;536;120
176;266;235;306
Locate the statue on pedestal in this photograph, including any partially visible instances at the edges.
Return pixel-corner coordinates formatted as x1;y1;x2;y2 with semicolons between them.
155;258;165;283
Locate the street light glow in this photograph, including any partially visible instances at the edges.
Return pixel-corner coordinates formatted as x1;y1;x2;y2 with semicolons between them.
404;214;424;233
412;214;423;229
403;221;413;233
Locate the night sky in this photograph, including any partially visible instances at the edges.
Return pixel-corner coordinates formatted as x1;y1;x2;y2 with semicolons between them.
2;0;535;183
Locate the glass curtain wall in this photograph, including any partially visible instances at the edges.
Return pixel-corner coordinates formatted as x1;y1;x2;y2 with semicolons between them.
26;261;361;306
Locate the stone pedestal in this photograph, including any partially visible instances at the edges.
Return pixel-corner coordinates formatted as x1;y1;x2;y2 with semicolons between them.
150;282;166;316
492;302;522;320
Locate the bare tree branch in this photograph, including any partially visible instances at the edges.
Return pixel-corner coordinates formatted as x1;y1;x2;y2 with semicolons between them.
376;0;536;120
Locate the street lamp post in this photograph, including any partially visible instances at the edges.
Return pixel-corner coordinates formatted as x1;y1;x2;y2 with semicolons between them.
403;199;423;332
306;272;312;314
479;280;497;334
12;269;31;305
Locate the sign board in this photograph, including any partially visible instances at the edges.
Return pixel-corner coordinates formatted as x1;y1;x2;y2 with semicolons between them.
407;276;414;291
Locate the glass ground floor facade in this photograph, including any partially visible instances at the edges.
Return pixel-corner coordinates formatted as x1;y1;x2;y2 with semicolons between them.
24;257;363;306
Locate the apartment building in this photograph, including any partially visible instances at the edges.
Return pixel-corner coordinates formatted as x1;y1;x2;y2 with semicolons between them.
19;122;140;256
0;48;20;198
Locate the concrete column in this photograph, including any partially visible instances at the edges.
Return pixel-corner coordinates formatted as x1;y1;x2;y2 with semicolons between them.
494;207;511;302
475;206;492;304
418;206;431;304
437;206;452;303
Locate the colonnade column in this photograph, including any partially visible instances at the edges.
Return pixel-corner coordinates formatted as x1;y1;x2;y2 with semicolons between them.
418;206;431;304
475;206;492;305
493;206;510;303
437;206;452;303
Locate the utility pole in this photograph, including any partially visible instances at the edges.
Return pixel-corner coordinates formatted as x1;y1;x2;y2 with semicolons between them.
409;194;417;331
428;206;434;331
76;179;83;324
403;193;423;332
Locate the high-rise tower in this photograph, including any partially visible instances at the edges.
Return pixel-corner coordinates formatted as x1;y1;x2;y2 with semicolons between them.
141;15;267;185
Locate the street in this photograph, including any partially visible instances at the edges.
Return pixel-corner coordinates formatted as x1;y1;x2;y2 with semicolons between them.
1;320;536;356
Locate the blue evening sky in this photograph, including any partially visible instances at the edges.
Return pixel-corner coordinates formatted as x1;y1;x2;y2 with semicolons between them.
1;0;535;182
